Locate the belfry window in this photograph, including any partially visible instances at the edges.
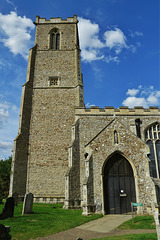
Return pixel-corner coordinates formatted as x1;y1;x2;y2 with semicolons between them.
50;28;60;50
145;123;160;178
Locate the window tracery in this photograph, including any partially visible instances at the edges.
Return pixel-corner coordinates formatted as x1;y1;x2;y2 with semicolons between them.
50;28;60;50
145;123;160;178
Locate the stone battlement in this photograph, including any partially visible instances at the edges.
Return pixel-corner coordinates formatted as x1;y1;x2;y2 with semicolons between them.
35;15;78;24
75;106;160;115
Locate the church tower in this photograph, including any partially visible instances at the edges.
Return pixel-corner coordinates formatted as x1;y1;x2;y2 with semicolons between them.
10;15;84;202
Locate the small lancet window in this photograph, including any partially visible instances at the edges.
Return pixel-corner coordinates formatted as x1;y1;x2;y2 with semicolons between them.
50;28;60;50
135;118;142;138
114;130;118;144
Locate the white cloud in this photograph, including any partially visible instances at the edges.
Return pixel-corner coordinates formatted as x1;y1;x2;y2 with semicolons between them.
81;49;104;62
0;59;5;69
0;100;18;127
0;100;19;159
78;18;138;63
78;18;126;62
0;101;9;109
127;88;139;96
78;17;104;50
104;55;120;64
130;31;143;38
5;0;17;10
86;102;95;107
156;91;160;97
78;17;104;62
147;94;159;105
0;11;35;60
122;97;148;108
0;140;13;160
104;28;128;54
0;108;9;118
0;140;12;149
0;101;9;127
6;0;14;5
130;45;137;53
122;86;160;108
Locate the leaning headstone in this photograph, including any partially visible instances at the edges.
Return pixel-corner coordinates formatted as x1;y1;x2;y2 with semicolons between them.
0;224;11;240
22;192;33;215
0;197;14;220
12;192;18;206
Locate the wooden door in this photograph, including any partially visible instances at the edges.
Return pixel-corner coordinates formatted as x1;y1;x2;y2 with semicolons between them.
103;153;136;214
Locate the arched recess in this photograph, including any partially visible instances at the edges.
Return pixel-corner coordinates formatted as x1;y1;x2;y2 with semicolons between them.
103;152;136;214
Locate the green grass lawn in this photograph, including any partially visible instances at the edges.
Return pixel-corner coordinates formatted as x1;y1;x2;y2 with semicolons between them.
89;215;157;240
118;215;156;229
90;233;157;240
0;202;102;240
0;203;158;240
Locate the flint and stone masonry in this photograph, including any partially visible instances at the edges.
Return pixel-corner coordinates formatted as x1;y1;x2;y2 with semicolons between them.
10;15;160;215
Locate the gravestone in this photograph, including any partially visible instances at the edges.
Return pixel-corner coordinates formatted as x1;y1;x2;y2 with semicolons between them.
22;192;33;215
0;197;14;220
12;192;18;206
0;224;11;240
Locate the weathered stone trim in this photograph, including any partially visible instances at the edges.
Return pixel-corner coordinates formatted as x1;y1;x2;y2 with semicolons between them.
75;107;160;116
31;85;84;89
34;196;65;204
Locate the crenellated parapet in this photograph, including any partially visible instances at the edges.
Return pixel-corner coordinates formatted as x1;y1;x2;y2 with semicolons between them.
75;106;160;116
35;15;78;24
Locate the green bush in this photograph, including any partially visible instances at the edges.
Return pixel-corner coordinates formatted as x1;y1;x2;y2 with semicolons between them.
0;156;12;200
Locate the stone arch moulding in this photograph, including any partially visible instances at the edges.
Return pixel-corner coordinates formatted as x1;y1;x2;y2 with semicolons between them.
101;150;139;215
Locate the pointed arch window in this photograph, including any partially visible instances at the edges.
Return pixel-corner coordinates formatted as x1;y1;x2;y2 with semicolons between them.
145;123;160;178
50;28;60;50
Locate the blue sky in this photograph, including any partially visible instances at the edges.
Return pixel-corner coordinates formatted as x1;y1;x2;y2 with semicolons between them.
0;0;159;159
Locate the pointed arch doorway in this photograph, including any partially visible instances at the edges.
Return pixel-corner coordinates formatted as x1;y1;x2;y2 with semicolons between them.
103;153;136;214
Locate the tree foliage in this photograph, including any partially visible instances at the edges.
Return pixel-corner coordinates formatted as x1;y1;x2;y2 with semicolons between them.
0;156;12;200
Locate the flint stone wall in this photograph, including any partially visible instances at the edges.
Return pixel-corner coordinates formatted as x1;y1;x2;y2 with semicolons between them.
68;110;160;213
